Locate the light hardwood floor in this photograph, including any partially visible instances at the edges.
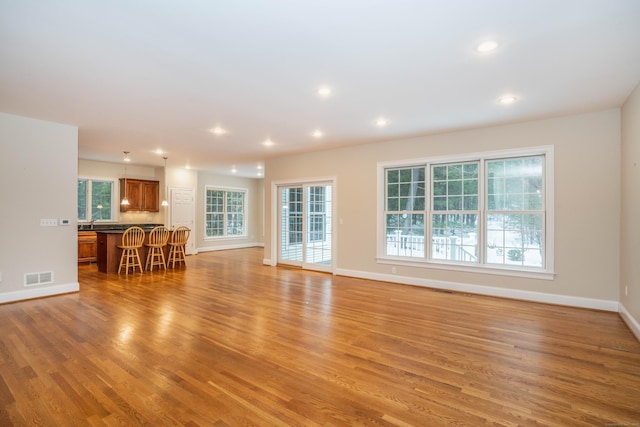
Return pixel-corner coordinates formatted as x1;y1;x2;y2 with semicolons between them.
1;247;639;426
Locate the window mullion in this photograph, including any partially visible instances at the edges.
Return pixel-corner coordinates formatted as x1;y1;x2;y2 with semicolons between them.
86;180;93;221
425;163;431;261
478;160;486;265
223;191;228;237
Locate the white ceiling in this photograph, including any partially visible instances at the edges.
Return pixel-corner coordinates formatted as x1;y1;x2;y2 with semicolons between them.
1;1;640;177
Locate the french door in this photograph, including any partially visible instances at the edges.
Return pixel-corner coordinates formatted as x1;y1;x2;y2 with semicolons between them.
278;182;333;272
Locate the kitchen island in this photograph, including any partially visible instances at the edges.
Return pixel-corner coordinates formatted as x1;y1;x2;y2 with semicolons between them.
95;225;167;273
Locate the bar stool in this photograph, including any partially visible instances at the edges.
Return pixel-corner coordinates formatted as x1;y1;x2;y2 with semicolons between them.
145;226;170;271
167;226;190;268
117;226;145;275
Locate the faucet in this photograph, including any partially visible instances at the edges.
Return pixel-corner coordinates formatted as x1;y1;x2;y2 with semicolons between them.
90;219;95;230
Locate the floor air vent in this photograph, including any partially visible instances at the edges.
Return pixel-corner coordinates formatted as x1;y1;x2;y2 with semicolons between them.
24;271;54;286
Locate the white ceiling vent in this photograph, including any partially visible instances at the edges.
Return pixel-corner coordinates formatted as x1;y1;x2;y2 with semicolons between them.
24;271;54;287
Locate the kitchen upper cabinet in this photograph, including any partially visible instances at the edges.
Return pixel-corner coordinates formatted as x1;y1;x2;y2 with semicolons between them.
120;178;160;212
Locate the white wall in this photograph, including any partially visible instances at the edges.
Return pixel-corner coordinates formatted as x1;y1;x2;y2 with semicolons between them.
166;165;198;202
264;109;621;311
0;113;79;303
78;159;166;224
196;171;264;252
620;82;640;339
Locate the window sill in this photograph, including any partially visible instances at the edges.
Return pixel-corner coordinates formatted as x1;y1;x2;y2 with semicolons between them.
376;257;555;280
204;235;249;241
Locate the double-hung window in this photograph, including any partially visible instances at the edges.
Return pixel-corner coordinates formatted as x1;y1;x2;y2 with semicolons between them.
205;187;247;238
486;156;545;268
431;162;479;263
385;167;425;258
78;178;115;222
379;146;553;277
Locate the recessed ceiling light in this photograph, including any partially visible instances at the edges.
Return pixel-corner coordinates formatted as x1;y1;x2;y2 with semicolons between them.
317;86;332;97
498;95;518;105
263;139;275;147
211;126;226;135
476;40;499;53
231;166;237;173
154;149;164;155
375;117;388;127
257;171;263;177
312;130;324;138
257;164;263;170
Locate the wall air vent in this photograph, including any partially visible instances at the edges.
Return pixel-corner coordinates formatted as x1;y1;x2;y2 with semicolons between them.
24;271;54;287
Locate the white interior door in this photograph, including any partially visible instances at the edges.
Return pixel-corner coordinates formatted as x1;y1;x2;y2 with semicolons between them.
170;187;196;255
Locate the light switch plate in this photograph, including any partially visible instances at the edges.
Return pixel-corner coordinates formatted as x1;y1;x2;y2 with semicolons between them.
40;219;58;226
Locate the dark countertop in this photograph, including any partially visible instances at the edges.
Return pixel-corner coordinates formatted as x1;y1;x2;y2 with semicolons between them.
79;223;162;232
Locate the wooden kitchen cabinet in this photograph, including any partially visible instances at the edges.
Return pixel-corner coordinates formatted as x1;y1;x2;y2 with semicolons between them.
78;231;97;263
119;178;160;212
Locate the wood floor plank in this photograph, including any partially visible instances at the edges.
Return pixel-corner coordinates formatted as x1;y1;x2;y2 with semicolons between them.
0;247;639;426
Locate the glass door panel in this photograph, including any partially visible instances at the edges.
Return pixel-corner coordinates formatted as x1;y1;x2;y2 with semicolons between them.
279;186;303;264
304;185;332;268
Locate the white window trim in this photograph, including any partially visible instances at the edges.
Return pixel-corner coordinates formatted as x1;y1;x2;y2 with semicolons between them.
376;145;555;280
78;176;119;223
204;185;249;240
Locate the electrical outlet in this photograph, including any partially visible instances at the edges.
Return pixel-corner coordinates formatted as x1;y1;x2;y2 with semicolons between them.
625;286;628;297
391;266;397;274
40;218;58;226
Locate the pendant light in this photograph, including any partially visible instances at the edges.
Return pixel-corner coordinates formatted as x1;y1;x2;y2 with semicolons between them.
161;156;169;207
121;151;130;206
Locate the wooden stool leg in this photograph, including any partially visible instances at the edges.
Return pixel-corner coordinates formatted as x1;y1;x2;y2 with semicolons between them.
128;249;134;275
146;248;155;271
118;249;126;274
159;248;166;269
167;245;187;268
134;249;143;273
179;246;185;265
155;247;166;270
128;249;133;275
167;246;175;268
146;247;166;271
145;249;151;271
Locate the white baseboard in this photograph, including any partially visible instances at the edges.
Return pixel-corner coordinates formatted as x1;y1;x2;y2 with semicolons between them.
335;268;619;312
198;242;263;253
0;282;80;304
619;303;640;341
263;258;274;266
